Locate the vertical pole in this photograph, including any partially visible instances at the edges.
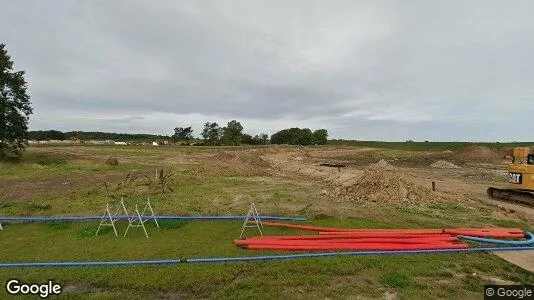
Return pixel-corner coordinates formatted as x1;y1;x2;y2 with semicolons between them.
432;181;436;191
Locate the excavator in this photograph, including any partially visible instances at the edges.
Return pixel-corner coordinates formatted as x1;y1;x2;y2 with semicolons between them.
487;147;534;206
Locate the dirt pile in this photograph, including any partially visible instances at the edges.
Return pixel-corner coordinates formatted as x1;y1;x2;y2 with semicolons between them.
495;147;514;159
105;157;118;166
431;160;460;169
454;146;500;161
329;160;441;204
256;145;298;155
195;151;271;177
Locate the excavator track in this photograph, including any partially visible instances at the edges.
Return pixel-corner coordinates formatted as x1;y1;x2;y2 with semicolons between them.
487;187;534;208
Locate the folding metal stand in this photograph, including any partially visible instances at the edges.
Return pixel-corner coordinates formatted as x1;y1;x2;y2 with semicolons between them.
96;198;158;238
96;198;129;236
140;198;159;228
95;203;119;236
239;203;263;238
114;197;130;217
124;204;149;238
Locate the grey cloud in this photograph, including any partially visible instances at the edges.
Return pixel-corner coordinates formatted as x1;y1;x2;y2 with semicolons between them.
1;0;533;141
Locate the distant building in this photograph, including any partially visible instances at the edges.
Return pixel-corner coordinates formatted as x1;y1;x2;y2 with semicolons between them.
114;141;127;145
87;140;106;145
49;140;70;144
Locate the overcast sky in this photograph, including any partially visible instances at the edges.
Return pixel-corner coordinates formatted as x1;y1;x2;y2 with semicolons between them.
1;1;533;141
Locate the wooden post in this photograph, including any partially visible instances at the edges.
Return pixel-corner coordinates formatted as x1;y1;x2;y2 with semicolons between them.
432;181;436;191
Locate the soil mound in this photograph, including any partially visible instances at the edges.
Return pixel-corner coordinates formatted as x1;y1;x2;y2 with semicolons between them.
196;151;271;177
431;160;460;169
495;147;514;159
214;151;235;160
105;157;118;166
368;159;394;170
329;160;440;204
454;145;500;161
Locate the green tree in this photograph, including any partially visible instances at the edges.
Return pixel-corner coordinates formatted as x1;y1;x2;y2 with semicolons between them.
260;133;269;144
270;128;291;145
312;129;328;145
241;133;254;145
222;120;243;146
296;128;314;145
202;122;220;145
1;44;33;158
172;126;194;142
270;128;324;146
252;133;269;145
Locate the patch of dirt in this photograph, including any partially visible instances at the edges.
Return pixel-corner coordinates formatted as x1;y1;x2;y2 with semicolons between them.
62;284;106;294
495;147;515;159
482;275;518;285
0;169;153;202
454;146;501;161
431;160;461;169
154;292;191;300
192;150;272;177
264;152;363;183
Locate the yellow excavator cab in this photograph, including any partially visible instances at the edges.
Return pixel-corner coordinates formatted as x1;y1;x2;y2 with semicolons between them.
512;147;531;164
488;147;534;206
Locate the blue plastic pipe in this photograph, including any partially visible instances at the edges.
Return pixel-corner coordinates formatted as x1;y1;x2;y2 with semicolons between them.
459;231;534;245
0;215;306;222
0;259;183;267
187;246;534;263
1;246;534;268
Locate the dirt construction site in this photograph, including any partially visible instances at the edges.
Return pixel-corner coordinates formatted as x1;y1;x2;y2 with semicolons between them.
0;143;533;299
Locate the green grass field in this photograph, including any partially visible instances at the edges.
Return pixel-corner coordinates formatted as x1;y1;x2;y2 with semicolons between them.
1;144;533;299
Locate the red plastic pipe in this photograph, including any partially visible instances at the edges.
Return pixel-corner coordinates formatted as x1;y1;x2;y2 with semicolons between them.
258;221;357;232
246;243;468;251
259;221;524;235
238;233;455;240
317;232;451;238
235;237;458;246
320;231;524;239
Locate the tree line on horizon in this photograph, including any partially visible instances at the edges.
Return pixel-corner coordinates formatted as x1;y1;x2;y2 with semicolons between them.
28;122;329;146
27;130;170;142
